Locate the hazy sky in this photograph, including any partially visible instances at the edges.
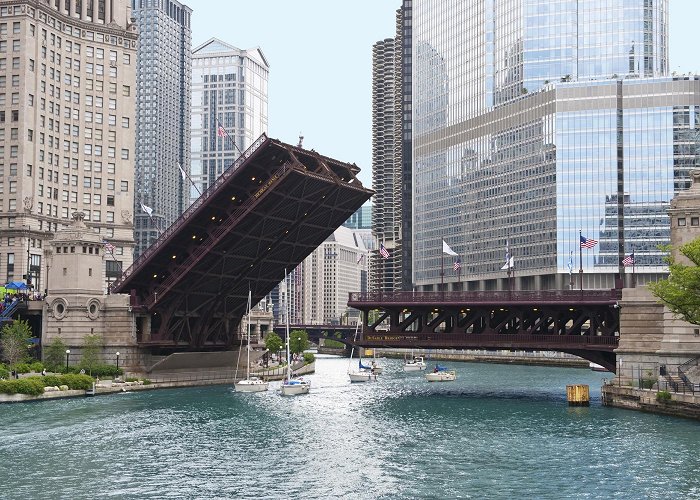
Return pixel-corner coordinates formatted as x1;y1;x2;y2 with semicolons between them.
190;1;699;189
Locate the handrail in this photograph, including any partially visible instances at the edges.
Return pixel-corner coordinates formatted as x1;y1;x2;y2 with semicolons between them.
349;289;622;304
0;299;21;321
677;356;699;393
112;133;270;292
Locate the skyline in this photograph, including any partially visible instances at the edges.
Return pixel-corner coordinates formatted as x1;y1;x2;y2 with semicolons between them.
190;1;699;190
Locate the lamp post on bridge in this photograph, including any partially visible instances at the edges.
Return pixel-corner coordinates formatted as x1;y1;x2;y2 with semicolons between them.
116;351;120;371
65;349;70;370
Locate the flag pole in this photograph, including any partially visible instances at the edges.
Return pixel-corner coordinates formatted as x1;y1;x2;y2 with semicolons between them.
441;250;444;290
579;229;583;291
632;252;636;288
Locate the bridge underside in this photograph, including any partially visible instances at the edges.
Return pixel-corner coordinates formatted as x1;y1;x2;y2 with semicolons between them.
348;290;621;372
112;134;373;349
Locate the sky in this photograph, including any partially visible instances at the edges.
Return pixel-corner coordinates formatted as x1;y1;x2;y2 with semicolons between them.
190;0;700;190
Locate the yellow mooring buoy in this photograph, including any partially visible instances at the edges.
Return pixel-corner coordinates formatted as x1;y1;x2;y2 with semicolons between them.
566;384;590;406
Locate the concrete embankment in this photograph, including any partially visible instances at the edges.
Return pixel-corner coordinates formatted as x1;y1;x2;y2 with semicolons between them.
602;383;700;420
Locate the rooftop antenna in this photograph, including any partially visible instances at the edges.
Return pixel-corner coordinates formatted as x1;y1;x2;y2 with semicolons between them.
297;132;304;148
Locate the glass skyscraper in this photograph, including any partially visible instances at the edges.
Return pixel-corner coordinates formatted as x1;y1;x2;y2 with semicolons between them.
411;0;699;291
131;0;191;257
190;38;269;205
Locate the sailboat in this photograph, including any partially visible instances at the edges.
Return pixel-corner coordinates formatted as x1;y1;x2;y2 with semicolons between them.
234;290;269;393
425;364;457;382
348;323;376;383
281;270;310;396
403;350;426;371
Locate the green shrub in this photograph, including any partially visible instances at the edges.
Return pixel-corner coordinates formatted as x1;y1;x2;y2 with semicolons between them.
15;363;31;374
303;352;315;364
657;390;672;402
58;374;94;390
323;339;345;349
88;364;123;377
0;378;45;396
42;375;63;387
29;361;44;373
0;364;9;380
641;378;656;389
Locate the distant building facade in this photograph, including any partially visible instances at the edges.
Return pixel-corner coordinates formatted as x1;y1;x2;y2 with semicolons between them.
190;38;269;206
301;226;367;325
131;0;191;256
410;0;699;292
343;202;373;254
0;0;138;292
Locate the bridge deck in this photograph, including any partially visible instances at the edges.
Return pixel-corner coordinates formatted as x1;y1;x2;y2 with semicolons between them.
113;134;373;348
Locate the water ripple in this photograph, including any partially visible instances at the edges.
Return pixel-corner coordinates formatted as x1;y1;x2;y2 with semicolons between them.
1;357;698;499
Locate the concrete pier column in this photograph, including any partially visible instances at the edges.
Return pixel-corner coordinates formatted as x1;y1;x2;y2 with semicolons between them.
81;0;87;20
105;0;111;24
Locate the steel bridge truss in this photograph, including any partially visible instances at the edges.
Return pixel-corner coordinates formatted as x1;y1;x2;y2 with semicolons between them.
113;135;373;349
348;290;621;371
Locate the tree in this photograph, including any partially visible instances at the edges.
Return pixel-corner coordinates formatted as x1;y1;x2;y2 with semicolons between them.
289;329;309;355
264;332;283;363
0;319;32;368
44;337;67;371
648;239;700;325
80;334;103;375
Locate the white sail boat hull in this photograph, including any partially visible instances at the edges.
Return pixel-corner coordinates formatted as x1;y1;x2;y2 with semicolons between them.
348;370;376;383
281;379;311;395
404;356;427;371
425;370;456;382
235;377;269;392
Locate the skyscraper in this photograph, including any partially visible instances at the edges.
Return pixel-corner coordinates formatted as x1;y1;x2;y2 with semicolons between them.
131;0;191;256
372;33;402;292
190;38;268;205
0;0;137;292
411;0;699;292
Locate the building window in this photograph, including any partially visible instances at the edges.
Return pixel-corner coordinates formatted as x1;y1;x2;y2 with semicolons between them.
692;217;699;227
678;218;687;227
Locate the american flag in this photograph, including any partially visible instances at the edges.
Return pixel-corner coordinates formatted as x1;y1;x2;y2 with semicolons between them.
217;125;226;138
580;235;598;248
379;244;389;259
453;257;461;272
622;252;635;266
103;240;116;253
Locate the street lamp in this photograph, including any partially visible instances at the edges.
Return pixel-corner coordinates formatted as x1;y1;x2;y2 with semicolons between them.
65;349;70;370
116;351;120;370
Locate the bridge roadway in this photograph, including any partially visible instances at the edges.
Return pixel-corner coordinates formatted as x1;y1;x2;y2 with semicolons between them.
346;289;622;372
112;134;373;350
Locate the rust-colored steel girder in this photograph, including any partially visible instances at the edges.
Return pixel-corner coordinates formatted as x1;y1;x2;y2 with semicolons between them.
113;134;373;349
348;290;621;372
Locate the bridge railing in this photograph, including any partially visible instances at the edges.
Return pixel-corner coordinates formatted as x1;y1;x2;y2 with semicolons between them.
112;134;270;292
362;332;619;347
349;289;622;304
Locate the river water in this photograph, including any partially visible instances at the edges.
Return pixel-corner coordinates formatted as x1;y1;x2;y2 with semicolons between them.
1;355;699;499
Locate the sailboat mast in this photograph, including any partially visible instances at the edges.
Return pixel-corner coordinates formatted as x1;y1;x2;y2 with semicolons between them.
246;289;252;380
285;269;291;381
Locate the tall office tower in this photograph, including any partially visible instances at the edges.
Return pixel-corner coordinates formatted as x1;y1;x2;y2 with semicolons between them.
412;0;699;292
399;1;413;291
301;226;367;325
190;38;268;206
0;0;137;292
371;34;402;292
131;0;191;256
